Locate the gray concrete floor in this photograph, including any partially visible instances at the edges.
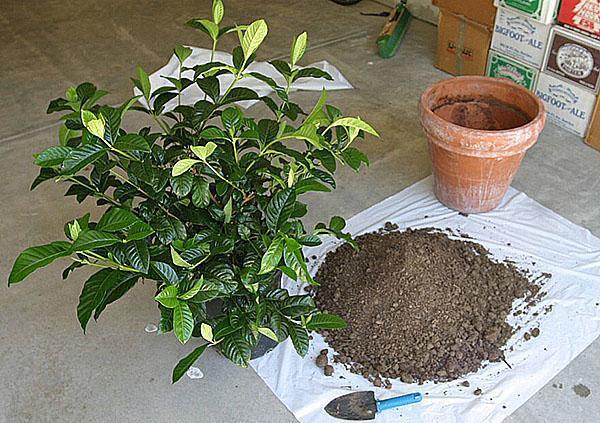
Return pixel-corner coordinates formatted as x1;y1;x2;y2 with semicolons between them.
0;1;598;422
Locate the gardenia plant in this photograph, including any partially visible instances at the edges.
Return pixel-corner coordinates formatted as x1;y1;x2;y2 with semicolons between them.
8;0;378;383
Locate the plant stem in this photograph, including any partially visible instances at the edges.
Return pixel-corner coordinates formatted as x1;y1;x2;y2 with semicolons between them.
108;169;177;218
202;159;244;194
65;177;120;207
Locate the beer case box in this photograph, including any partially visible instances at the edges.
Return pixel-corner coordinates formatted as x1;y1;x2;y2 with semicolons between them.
494;0;560;24
432;0;497;28
486;49;539;89
585;97;600;150
435;9;492;76
558;0;600;40
535;72;597;136
491;7;552;68
543;26;600;94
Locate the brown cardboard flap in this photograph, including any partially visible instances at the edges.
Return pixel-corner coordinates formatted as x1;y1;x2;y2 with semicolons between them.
436;10;492;76
433;0;496;28
586;98;600;151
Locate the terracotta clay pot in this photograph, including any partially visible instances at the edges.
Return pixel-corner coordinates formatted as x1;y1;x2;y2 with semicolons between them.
419;76;545;213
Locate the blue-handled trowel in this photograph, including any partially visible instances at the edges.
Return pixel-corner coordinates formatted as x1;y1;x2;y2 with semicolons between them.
324;391;422;420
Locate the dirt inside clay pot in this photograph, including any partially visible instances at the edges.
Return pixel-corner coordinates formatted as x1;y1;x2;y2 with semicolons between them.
313;226;549;387
433;97;530;131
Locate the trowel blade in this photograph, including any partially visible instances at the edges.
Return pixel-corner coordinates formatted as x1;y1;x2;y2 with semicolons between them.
324;391;377;420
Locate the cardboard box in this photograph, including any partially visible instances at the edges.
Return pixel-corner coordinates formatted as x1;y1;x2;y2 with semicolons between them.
543;26;600;94
492;7;552;68
432;0;497;28
494;0;560;24
535;72;597;136
558;0;600;40
486;50;539;89
435;10;492;76
585;97;600;149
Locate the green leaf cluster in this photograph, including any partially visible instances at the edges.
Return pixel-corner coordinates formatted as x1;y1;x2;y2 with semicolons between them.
9;0;377;383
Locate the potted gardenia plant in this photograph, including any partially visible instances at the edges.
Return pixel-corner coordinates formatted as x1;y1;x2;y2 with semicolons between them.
8;0;378;383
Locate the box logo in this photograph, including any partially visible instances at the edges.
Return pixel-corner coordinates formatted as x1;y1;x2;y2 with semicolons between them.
496;64;526;84
503;0;542;16
495;16;543;50
556;43;594;79
537;83;587;119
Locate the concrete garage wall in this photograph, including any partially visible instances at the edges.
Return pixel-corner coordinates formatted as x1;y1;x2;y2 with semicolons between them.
376;0;439;25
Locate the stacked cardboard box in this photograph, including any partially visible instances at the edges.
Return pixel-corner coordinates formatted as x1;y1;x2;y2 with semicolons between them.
432;0;600;144
433;0;496;75
481;0;600;141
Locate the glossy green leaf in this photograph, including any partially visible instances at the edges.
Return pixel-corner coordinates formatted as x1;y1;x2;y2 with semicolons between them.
288;322;309;357
172;344;209;383
242;19;268;60
123;240;150;273
97;208;139;232
151;262;179;285
77;269;126;332
71;230;120;252
223;197;232;223
174;44;193;64
200;323;214;343
192;179;211;208
197;77;220;102
171;173;194;197
306;313;347;330
113;134;151;152
137;66;151;99
329;216;346;232
8;241;71;285
62;144;106;174
170;246;192;268
326;117;379;137
259;237;283;274
212;0;224;24
126;221;155;241
290;32;307;66
35;146;72;167
295;178;330;194
178;277;204;300
258;327;279;342
81;110;106;139
173;301;194;344
93;274;138;320
283;240;314;285
155;285;179;309
191;142;217;161
172;159;200;177
219;336;251;367
266;189;296;232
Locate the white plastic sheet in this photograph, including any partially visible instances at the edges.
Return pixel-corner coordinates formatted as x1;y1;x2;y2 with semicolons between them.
135;47;352;111
251;176;600;423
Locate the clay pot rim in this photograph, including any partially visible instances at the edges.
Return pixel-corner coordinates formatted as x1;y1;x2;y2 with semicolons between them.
419;76;545;136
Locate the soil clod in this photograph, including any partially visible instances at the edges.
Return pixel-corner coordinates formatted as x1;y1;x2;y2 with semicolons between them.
324;365;334;376
314;228;547;386
573;384;591;398
316;354;328;368
474;388;482;396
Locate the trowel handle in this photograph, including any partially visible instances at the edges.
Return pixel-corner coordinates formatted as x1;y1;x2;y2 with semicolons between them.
376;392;423;412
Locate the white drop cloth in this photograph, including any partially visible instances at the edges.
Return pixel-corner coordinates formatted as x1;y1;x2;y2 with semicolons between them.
251;176;600;423
135;47;352;111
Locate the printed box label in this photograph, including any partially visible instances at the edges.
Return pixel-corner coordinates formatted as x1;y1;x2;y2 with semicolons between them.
487;51;538;89
535;72;596;136
492;8;551;67
544;28;600;93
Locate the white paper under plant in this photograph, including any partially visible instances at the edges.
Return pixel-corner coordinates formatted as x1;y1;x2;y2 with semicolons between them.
135;47;352;111
251;176;600;423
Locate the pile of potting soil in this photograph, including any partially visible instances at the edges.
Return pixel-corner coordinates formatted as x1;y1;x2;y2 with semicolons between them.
314;226;545;386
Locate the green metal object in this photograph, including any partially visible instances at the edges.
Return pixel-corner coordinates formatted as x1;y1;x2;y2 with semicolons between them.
376;1;412;59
